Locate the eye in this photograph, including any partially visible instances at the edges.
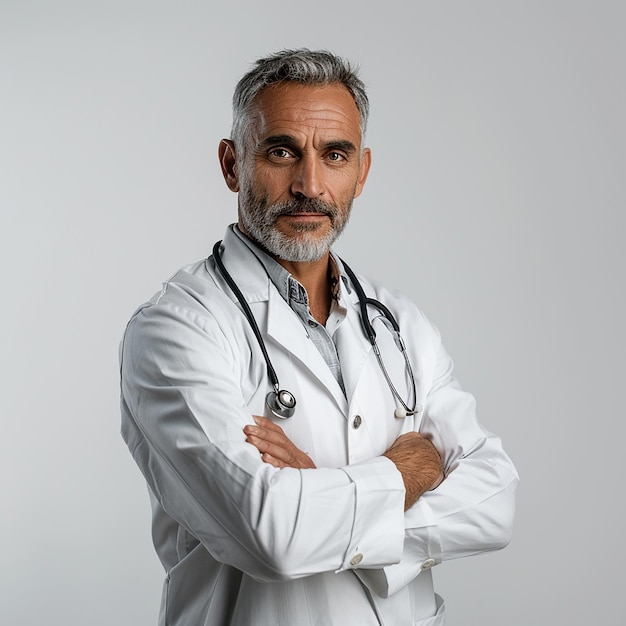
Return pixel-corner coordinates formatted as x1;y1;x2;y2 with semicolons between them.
326;151;346;163
268;148;293;160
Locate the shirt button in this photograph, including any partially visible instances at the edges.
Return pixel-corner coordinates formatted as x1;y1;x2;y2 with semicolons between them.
352;415;362;429
350;553;363;566
421;558;436;570
308;320;318;327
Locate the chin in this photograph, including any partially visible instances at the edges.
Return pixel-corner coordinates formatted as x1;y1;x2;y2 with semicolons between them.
268;229;337;263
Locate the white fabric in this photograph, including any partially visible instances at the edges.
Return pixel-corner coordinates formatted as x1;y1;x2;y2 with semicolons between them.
120;225;519;626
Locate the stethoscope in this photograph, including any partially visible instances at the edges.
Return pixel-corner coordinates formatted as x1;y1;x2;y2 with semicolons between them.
212;240;418;420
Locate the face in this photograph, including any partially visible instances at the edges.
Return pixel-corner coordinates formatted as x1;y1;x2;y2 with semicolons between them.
220;83;371;263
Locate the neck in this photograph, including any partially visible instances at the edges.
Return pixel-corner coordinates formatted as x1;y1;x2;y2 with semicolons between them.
277;254;332;325
235;222;334;324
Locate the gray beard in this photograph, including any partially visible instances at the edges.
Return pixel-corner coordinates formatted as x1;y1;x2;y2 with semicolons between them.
239;192;351;263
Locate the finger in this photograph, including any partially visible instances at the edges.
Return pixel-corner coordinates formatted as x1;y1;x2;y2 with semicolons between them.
264;451;314;470
245;424;292;449
248;435;316;469
245;420;316;468
261;452;287;469
245;432;297;464
253;415;285;433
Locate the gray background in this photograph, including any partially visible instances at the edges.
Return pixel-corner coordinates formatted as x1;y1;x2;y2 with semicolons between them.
1;1;624;624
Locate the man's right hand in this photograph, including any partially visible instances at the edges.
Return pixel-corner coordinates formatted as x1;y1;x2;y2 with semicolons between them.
383;432;444;510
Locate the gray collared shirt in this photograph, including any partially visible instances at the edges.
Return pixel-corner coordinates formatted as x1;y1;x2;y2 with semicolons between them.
233;225;347;394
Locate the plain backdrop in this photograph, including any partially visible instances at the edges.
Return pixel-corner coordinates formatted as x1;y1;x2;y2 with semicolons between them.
1;1;624;624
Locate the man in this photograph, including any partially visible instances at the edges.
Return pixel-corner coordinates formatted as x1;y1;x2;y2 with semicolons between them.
120;49;518;626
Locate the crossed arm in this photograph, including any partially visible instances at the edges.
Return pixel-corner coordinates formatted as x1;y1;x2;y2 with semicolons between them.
244;416;444;510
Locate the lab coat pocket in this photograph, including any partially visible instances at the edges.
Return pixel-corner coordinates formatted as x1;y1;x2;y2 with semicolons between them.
163;542;237;625
413;594;445;625
175;525;200;560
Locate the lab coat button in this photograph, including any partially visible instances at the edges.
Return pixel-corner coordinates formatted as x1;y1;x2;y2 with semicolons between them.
421;558;436;570
415;403;423;415
350;553;363;566
352;415;362;429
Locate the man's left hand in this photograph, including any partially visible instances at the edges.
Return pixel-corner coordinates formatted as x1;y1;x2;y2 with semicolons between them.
244;416;316;469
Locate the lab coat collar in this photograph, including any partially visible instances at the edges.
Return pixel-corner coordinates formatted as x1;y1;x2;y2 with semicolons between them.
216;225;272;304
218;224;360;309
215;226;347;409
214;225;372;410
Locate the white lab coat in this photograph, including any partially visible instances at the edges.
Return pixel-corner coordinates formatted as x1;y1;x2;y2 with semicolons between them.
120;225;518;626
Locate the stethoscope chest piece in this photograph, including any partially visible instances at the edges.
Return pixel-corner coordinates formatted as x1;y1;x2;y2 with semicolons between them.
266;389;296;419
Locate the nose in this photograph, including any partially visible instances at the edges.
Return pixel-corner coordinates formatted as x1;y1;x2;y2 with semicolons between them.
290;155;325;199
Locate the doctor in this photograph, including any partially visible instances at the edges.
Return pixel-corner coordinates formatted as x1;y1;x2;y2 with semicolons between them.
120;49;518;626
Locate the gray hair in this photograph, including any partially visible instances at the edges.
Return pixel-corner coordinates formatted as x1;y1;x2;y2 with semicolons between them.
231;48;369;153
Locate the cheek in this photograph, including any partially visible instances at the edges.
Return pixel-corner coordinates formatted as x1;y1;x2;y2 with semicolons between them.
333;164;363;189
330;174;361;205
253;169;293;200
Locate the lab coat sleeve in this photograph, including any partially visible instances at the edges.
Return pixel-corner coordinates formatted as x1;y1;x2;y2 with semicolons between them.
120;297;407;583
356;317;519;599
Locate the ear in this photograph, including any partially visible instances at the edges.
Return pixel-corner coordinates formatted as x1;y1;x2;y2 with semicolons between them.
218;139;239;192
354;147;372;198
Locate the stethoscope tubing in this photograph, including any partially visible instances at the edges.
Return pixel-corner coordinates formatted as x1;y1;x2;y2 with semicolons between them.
212;240;417;418
341;259;417;417
212;240;281;393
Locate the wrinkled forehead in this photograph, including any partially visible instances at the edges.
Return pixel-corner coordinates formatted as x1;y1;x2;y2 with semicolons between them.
247;82;363;144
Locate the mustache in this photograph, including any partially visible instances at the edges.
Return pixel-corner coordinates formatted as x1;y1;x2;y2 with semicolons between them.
271;198;336;217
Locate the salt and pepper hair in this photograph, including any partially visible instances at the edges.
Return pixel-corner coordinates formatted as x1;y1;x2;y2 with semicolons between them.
231;48;369;153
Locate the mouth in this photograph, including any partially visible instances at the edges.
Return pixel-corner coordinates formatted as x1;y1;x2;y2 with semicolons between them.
274;211;332;235
280;212;330;219
270;199;336;230
277;212;332;228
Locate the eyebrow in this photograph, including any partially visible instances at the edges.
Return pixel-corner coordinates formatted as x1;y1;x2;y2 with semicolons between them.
260;135;358;154
260;135;297;148
323;140;358;154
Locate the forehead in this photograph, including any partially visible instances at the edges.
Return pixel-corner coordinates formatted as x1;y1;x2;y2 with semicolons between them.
249;83;362;144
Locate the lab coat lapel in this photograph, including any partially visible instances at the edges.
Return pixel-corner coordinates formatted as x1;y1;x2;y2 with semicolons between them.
334;283;374;405
216;226;270;304
265;287;348;412
218;227;347;413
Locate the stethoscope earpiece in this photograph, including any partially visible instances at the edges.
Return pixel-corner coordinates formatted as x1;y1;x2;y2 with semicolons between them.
266;389;297;419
